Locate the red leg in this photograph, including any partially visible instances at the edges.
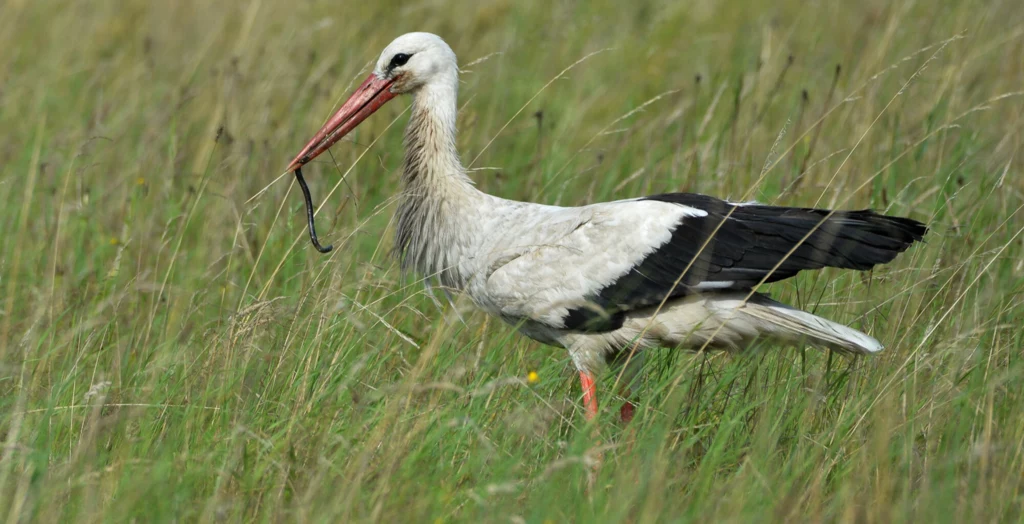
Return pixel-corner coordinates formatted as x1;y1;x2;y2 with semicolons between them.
614;352;643;424
619;401;636;423
579;371;598;420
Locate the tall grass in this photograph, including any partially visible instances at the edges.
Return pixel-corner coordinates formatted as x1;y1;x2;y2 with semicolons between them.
1;0;1023;521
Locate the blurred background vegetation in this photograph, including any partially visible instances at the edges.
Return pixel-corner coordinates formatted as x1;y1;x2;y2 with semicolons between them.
1;0;1023;521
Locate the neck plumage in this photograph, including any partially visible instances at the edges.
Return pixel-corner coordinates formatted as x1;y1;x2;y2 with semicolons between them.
394;76;482;288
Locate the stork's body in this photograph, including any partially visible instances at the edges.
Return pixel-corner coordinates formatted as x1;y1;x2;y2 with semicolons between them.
287;33;927;421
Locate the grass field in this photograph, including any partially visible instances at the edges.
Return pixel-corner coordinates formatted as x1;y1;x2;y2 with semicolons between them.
2;0;1024;521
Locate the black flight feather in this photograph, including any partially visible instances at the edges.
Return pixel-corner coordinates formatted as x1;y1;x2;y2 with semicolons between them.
561;192;927;332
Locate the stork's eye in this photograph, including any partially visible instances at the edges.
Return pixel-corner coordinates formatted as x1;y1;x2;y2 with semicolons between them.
389;53;412;69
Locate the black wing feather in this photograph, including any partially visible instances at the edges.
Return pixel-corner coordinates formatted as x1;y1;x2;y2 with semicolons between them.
561;192;928;332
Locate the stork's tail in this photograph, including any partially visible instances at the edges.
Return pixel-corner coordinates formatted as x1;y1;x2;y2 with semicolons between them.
741;296;883;355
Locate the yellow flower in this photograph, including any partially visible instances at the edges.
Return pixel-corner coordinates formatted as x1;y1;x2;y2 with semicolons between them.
527;371;539;384
136;177;146;186
109;237;120;246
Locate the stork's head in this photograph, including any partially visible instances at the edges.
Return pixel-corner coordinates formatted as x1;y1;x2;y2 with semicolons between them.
286;32;457;171
375;32;458;94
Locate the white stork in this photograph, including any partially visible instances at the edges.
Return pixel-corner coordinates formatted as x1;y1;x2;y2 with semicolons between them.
285;33;927;422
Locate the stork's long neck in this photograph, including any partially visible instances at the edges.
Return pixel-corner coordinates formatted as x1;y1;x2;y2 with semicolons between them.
395;74;485;288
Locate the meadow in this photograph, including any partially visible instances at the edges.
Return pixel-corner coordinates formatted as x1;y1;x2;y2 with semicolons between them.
1;0;1023;521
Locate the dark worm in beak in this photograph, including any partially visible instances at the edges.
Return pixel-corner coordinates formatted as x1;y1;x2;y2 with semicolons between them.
294;167;333;253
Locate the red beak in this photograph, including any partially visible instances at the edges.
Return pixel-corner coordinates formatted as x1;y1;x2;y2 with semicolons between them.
286;74;398;172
